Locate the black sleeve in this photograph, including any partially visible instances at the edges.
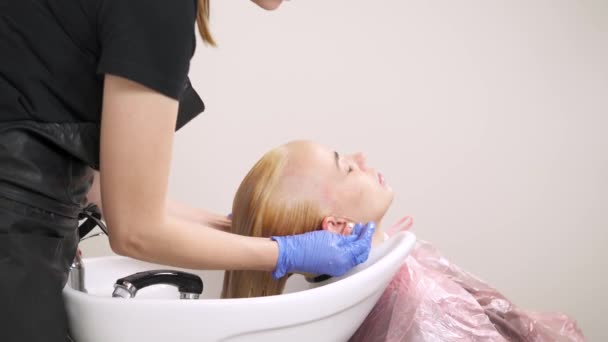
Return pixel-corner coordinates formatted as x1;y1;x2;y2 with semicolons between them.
97;0;196;100
176;78;205;130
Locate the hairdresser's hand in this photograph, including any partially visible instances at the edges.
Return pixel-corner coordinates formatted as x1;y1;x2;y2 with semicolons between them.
271;222;376;279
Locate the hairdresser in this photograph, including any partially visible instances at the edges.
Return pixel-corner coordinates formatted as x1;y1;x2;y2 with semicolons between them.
0;1;376;341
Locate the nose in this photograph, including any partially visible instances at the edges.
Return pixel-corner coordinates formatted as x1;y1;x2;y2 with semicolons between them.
350;152;367;171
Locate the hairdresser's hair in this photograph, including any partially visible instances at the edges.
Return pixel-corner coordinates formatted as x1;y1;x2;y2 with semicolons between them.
197;0;216;46
221;147;325;299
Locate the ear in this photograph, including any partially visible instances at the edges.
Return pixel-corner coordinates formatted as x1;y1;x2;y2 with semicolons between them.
321;216;354;235
321;216;341;234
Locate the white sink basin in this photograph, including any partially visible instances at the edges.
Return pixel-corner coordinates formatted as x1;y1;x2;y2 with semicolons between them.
63;232;416;342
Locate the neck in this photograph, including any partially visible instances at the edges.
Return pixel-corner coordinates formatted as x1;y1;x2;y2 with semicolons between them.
371;221;384;247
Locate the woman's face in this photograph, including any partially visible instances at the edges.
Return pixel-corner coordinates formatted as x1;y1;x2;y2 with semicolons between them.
280;140;394;224
250;0;284;10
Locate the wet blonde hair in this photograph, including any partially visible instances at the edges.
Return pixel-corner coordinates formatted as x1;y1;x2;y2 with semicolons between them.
221;147;325;298
197;0;216;46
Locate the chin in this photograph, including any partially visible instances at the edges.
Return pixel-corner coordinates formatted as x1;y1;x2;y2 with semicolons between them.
255;0;283;10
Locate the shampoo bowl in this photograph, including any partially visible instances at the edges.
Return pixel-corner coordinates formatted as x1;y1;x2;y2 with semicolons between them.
63;231;416;342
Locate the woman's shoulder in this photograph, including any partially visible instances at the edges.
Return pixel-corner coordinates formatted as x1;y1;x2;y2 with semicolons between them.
96;0;198;100
96;0;197;20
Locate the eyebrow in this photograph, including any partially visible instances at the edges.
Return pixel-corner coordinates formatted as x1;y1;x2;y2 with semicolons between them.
334;151;341;170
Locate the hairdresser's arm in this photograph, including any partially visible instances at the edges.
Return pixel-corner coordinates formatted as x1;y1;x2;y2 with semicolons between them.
87;171;231;232
99;75;277;271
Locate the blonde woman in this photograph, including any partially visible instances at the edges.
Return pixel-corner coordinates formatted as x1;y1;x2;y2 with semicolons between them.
0;2;374;341
223;140;390;298
223;140;586;342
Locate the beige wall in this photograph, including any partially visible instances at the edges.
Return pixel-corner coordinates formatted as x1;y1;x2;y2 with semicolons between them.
82;0;607;340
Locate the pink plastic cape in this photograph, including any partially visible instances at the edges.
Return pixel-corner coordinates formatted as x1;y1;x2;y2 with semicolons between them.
349;217;585;342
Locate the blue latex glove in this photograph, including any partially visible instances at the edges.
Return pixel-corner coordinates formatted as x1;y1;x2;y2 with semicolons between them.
271;222;376;279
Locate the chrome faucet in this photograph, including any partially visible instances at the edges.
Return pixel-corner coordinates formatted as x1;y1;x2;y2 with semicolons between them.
69;204;204;300
69;249;87;292
69;204;107;292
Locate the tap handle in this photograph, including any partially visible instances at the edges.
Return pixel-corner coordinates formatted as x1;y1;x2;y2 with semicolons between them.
78;204;107;240
114;270;203;299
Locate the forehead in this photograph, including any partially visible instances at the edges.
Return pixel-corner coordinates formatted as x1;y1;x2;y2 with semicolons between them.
273;141;337;205
283;140;333;173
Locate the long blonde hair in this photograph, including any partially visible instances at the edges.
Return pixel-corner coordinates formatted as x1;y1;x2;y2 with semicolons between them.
222;147;325;298
197;0;216;46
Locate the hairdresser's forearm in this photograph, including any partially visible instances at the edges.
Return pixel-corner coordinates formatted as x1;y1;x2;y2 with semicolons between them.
165;200;231;232
88;171;230;231
113;216;278;271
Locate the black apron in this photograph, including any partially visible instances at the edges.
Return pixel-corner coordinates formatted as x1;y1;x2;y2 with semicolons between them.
0;82;204;342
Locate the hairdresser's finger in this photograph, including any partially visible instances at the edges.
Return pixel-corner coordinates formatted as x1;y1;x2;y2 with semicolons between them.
356;222;376;243
344;223;364;243
351;238;374;264
343;224;353;236
344;232;359;243
350;222;364;237
349;222;376;264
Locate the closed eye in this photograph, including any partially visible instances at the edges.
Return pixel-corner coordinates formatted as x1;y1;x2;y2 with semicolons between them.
335;151;354;174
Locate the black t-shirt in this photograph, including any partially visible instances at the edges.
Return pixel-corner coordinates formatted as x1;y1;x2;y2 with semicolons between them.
0;0;203;152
